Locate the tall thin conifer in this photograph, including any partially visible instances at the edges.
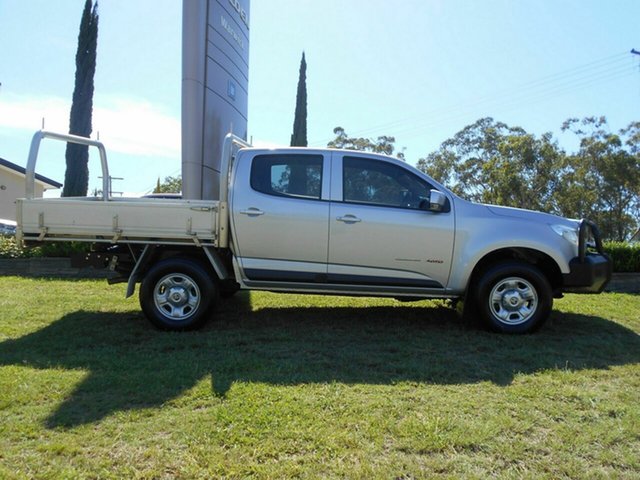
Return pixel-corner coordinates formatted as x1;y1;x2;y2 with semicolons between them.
290;52;307;147
62;0;99;197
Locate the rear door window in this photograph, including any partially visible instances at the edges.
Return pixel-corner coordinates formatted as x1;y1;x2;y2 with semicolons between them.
251;154;323;200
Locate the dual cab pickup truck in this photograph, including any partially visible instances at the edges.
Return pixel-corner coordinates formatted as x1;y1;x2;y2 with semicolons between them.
16;131;611;334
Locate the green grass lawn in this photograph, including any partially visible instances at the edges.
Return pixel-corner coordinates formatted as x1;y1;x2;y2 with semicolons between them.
0;277;638;479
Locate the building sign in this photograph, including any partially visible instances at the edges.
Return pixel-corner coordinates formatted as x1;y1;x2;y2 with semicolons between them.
182;0;250;200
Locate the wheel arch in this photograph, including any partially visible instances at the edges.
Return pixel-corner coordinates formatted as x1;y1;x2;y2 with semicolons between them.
126;245;230;298
468;247;563;296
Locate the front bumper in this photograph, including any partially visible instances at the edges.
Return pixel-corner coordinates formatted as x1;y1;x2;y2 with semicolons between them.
562;220;612;294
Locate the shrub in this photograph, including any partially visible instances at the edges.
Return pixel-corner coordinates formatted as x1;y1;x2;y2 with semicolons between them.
0;236;89;259
37;241;91;258
0;236;41;258
603;241;640;273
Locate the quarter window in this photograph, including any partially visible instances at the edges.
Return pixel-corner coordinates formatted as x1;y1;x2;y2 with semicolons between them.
251;154;323;199
343;156;432;209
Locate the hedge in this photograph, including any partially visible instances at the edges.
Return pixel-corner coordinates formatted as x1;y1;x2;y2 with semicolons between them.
2;235;639;272
603;241;640;273
0;236;89;259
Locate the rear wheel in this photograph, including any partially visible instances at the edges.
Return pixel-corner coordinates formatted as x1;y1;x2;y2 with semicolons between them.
139;257;218;331
475;261;552;334
220;283;240;299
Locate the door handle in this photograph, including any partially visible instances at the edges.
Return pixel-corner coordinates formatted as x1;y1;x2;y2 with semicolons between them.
239;208;265;216
336;215;361;223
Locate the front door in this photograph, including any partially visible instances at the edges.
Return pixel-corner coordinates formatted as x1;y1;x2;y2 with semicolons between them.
328;154;454;290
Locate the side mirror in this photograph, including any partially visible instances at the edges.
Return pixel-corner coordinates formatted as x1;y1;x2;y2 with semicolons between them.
428;189;447;212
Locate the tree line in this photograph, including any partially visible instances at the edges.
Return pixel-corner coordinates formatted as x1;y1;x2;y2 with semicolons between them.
329;117;640;241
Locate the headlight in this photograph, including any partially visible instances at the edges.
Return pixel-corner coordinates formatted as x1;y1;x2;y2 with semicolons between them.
551;224;579;246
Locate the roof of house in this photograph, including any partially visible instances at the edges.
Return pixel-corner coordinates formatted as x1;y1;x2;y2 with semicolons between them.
0;157;62;189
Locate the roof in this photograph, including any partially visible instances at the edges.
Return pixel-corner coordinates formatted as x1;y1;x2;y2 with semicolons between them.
0;157;62;189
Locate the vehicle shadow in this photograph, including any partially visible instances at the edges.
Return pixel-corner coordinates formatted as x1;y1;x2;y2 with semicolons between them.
0;292;638;429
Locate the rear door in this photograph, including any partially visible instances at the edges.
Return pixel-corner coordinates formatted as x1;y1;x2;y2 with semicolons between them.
230;151;331;283
327;153;455;290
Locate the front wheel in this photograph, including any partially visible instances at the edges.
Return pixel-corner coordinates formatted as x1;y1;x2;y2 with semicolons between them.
475;261;552;334
139;257;218;331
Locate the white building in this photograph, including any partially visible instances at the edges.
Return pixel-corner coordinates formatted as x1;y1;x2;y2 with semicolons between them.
0;157;62;221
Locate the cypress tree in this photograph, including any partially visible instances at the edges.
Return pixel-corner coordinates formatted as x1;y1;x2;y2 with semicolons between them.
62;0;99;197
290;52;307;147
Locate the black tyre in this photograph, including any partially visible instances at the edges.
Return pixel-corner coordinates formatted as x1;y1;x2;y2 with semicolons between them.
220;289;238;299
220;283;240;299
474;261;552;334
139;257;218;331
